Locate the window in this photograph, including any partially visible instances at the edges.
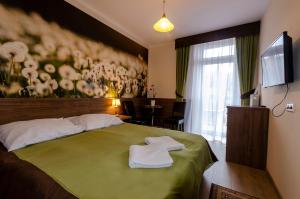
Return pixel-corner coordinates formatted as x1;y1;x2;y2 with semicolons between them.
184;38;240;143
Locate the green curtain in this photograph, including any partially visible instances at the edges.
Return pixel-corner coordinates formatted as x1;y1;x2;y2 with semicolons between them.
176;46;190;101
236;34;259;106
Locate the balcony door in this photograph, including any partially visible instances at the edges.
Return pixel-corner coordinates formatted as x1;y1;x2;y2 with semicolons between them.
184;38;240;143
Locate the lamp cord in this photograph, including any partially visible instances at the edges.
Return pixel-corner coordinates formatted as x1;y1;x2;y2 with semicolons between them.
271;84;289;117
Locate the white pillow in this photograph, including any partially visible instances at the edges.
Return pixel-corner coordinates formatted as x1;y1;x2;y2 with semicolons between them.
0;118;84;151
67;114;123;131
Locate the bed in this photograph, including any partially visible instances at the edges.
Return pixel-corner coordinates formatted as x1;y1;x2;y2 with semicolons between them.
0;98;216;199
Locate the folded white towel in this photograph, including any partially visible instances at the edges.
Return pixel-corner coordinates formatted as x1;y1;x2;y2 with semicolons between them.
145;136;185;151
129;143;173;169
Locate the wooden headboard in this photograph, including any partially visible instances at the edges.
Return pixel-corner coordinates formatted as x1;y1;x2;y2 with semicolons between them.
0;98;119;125
0;98;174;125
0;98;115;124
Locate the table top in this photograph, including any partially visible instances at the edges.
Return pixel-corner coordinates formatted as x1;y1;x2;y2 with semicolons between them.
116;114;132;120
144;105;163;109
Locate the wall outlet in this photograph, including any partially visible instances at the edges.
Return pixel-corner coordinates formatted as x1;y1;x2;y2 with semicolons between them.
286;103;295;112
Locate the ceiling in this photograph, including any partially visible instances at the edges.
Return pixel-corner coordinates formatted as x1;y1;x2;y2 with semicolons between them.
66;0;270;48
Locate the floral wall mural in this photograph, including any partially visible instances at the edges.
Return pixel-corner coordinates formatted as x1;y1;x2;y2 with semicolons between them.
0;4;147;98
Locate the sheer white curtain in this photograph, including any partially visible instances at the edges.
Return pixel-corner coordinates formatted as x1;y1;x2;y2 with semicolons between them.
184;38;240;143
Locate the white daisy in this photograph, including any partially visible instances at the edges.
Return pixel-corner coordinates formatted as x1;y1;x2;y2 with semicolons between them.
21;67;38;80
0;29;18;41
134;61;144;74
59;79;74;91
36;82;52;96
44;64;55;73
76;80;87;92
0;41;28;62
122;86;133;98
73;50;83;58
89;63;96;69
41;35;56;52
39;72;51;82
28;78;41;87
84;87;94;96
44;41;56;53
128;67;137;78
58;65;77;80
94;87;104;97
75;73;81;80
47;79;58;90
33;44;48;58
80;58;88;69
104;64;113;74
73;61;82;70
115;66;126;80
24;59;38;70
81;69;90;80
57;47;70;61
26;85;38;97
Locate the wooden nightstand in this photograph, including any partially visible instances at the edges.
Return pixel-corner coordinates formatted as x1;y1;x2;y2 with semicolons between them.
116;114;132;122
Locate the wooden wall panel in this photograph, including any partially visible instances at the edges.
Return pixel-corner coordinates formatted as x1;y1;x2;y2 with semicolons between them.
0;98;114;124
0;98;176;125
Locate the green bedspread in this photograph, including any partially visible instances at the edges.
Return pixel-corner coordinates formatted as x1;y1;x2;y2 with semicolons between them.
14;123;214;199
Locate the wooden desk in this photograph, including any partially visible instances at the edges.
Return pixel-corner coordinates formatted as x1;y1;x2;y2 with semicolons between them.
116;114;132;121
144;105;163;126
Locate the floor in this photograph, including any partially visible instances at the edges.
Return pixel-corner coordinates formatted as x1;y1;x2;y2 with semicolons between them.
199;141;281;199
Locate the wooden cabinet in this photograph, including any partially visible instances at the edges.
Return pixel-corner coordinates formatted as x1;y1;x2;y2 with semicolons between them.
226;106;269;170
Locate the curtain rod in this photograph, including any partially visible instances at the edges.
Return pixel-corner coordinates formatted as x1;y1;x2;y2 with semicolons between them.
175;21;261;49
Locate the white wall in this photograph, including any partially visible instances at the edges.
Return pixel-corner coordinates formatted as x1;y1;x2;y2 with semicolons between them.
148;41;176;98
260;0;300;198
148;5;300;197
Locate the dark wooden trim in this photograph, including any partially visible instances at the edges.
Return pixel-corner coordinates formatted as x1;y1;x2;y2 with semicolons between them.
175;21;261;49
0;98;177;126
0;98;144;125
0;0;148;62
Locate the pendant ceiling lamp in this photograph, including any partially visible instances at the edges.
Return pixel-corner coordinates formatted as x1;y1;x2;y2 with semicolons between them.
153;0;174;32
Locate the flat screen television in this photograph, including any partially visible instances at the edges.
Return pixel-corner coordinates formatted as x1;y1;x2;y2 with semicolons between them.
261;31;293;87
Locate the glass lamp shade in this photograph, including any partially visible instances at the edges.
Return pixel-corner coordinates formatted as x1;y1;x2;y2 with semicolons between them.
153;14;174;32
112;98;121;107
